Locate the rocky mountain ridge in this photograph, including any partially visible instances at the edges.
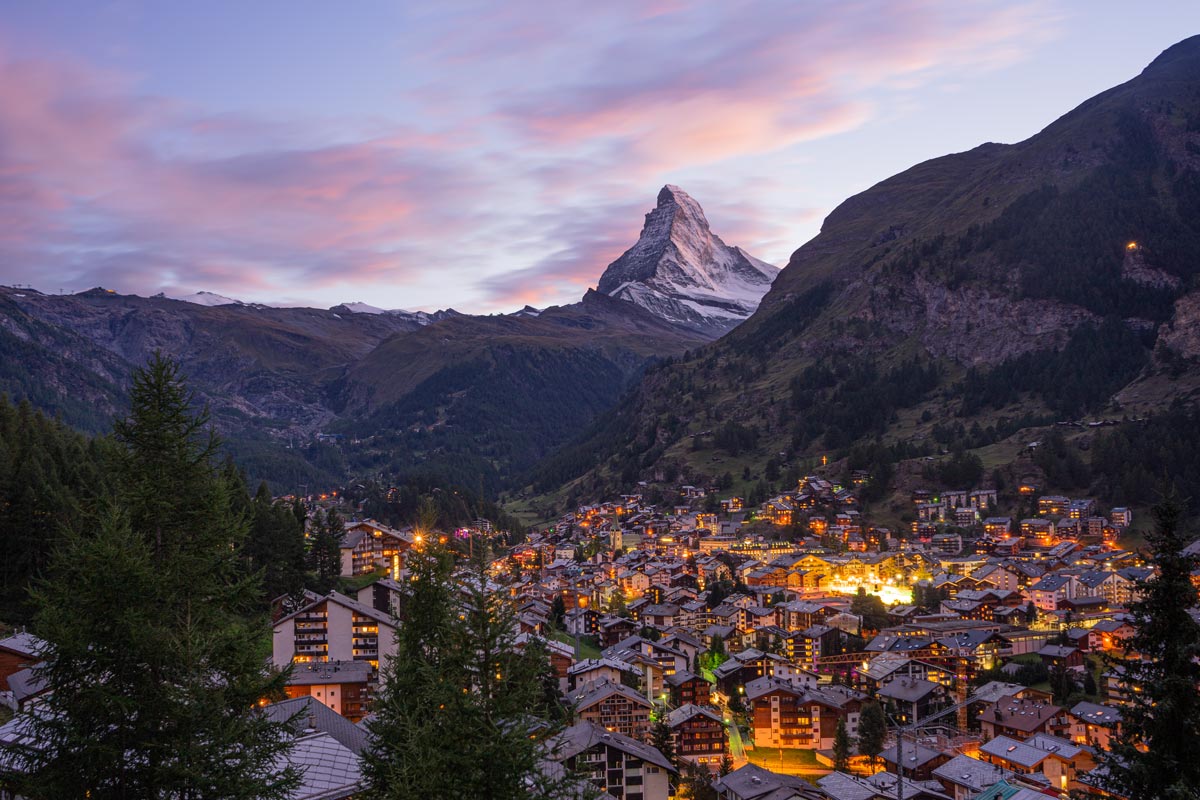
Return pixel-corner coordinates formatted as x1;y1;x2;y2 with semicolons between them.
597;185;779;335
529;35;1200;505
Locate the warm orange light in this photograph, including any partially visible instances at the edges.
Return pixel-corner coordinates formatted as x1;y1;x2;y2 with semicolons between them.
1126;241;1138;250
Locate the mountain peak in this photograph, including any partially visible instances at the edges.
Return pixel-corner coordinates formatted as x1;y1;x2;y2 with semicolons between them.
1142;34;1200;79
595;186;779;337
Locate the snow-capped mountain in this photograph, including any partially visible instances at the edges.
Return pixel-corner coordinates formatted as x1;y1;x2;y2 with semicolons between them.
330;302;461;326
596;185;779;336
172;290;244;307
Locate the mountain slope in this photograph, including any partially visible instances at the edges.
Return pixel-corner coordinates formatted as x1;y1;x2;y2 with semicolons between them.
531;36;1200;506
327;289;708;486
597;185;779;335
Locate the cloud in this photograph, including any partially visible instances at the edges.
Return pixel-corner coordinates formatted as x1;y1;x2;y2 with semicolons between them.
0;1;1060;311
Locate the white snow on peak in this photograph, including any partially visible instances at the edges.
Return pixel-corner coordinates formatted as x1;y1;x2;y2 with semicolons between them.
595;185;780;336
173;291;244;307
340;301;388;314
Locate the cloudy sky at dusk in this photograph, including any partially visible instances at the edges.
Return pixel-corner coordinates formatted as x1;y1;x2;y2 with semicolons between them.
1;1;1198;313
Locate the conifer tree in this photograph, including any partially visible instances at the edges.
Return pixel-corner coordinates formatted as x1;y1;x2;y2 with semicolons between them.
857;702;887;769
246;482;309;605
650;717;676;767
363;535;573;799
6;354;296;799
833;718;853;772
1098;492;1200;799
307;507;344;593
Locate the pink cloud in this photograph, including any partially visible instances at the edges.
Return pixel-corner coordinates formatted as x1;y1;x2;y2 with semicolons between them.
0;1;1060;311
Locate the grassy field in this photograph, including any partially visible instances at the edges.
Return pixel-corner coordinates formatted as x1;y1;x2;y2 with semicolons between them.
549;629;601;660
337;567;389;594
746;747;822;767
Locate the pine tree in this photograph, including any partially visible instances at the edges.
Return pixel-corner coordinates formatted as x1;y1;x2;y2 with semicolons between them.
363;536;573;799
246;482;308;604
307;507;344;593
1098;492;1200;799
650;717;676;766
857;702;887;769
678;762;718;800
833;717;853;772
7;354;296;799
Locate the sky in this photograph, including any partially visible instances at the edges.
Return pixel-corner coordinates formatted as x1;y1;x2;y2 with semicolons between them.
1;1;1198;313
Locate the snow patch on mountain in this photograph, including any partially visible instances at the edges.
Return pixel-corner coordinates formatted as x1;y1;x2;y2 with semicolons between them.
173;291;244;307
596;185;779;336
330;302;461;326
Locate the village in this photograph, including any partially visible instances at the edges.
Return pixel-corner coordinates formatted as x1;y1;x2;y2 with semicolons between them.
2;470;1166;800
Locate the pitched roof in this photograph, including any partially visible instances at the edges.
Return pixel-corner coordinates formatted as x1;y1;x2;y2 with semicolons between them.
877;678;941;703
932;754;1006;791
266;695;371;755
666;703;724;728
566;679;651;711
552;720;674;772
285;660;374;686
714;763;824;800
1069;701;1122;727
283;732;364;799
0;632;45;659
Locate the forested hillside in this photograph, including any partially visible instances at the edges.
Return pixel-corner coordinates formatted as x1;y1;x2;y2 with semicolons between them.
525;36;1200;514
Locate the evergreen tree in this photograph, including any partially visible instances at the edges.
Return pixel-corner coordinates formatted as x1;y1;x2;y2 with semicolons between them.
550;594;567;629
363;536;572;799
677;763;717;800
1099;492;1200;800
6;354;296;799
649;718;675;767
308;507;344;593
833;718;853;772
0;397;110;624
246;482;308;604
857;702;887;768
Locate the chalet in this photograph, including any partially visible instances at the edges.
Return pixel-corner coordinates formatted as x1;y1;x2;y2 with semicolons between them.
977;733;1094;795
667;704;728;770
339;520;413;577
598;616;638;648
564;606;602;637
552;721;675;800
933;754;1006;800
273;591;397;671
819;771;953;800
979;694;1066;741
1067;701;1122;750
568;657;639;691
566;679;653;741
714;763;825;800
746;679;865;750
1027;574;1073;611
982;517;1012;537
970;489;998;511
876;677;948;726
0;632;43;693
787;624;840;671
1068;499;1096;519
1041;642;1089;676
284;659;373;722
1087;619;1135;652
878;740;952;782
1038;496;1070;517
666;670;712;708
